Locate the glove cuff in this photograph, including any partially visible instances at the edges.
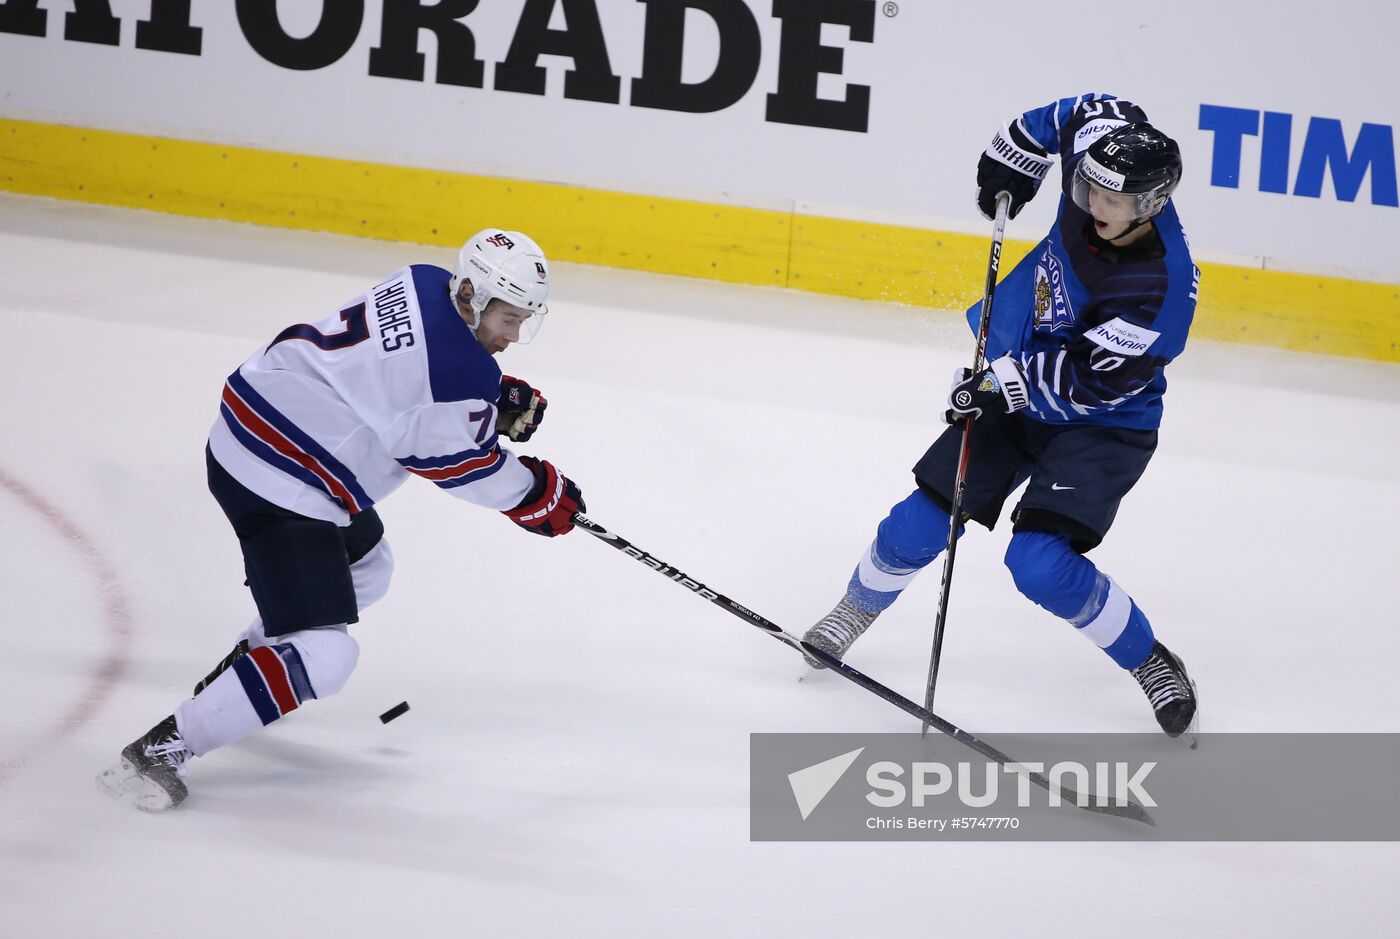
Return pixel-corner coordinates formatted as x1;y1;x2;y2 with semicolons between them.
506;457;549;516
990;356;1030;412
985;121;1052;180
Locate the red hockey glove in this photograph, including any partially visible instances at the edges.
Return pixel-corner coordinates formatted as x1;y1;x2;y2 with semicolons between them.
943;355;1030;425
502;456;584;537
497;375;547;442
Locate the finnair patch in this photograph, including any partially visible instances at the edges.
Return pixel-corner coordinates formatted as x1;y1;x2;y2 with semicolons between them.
1073;118;1128;153
1079;155;1126;191
1086;317;1160;356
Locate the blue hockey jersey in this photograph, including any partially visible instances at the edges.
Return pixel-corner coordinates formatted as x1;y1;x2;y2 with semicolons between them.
969;94;1200;430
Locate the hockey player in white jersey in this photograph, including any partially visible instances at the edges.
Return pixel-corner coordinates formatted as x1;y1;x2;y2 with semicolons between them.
100;229;584;811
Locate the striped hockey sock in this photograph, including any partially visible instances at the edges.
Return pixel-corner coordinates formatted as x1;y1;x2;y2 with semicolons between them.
175;642;317;757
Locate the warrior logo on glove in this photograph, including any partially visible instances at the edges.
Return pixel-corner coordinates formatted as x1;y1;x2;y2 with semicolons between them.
977;121;1053;220
944;357;1031;425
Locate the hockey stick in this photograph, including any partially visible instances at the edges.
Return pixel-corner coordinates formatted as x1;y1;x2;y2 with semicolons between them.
921;191;1013;736
573;513;1153;825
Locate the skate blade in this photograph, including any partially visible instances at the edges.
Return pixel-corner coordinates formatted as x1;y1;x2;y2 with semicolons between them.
97;758;181;813
1177;725;1199;750
797;661;838;683
1172;679;1201;750
1182;686;1200;750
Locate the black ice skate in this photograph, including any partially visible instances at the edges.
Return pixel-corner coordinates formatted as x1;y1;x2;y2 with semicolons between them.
802;596;881;670
194;638;250;695
1130;641;1199;742
98;715;192;812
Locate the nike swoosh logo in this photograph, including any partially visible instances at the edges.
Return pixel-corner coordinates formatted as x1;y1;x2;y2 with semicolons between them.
1050;483;1076;491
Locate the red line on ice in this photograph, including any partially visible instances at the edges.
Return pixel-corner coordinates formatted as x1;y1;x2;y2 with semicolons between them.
0;467;133;785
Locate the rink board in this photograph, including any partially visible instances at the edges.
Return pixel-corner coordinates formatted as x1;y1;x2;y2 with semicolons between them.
2;116;1396;363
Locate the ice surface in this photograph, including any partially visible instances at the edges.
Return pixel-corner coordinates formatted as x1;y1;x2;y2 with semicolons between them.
1;194;1397;937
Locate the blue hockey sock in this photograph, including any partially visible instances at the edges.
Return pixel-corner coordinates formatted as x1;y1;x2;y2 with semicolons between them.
847;488;960;612
1004;531;1155;669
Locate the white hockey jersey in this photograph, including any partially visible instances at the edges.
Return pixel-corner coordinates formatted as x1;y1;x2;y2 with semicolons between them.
208;264;534;525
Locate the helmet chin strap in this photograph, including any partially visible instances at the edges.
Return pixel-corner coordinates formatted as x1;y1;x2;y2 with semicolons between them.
1106;215;1153;243
451;285;483;331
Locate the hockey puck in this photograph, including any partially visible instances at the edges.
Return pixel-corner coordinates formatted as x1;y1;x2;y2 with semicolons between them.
379;701;410;724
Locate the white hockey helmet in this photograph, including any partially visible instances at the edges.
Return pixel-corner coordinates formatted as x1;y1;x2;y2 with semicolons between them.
449;229;550;341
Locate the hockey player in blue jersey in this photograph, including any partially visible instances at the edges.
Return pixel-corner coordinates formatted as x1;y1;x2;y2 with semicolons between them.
100;229;585;811
803;94;1199;738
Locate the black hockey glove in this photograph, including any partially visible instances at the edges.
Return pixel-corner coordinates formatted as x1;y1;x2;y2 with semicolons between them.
976;121;1053;220
502;456;584;537
943;356;1031;425
497;375;547;442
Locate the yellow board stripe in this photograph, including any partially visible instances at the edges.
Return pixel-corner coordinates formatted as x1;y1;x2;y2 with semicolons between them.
3;117;1396;362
